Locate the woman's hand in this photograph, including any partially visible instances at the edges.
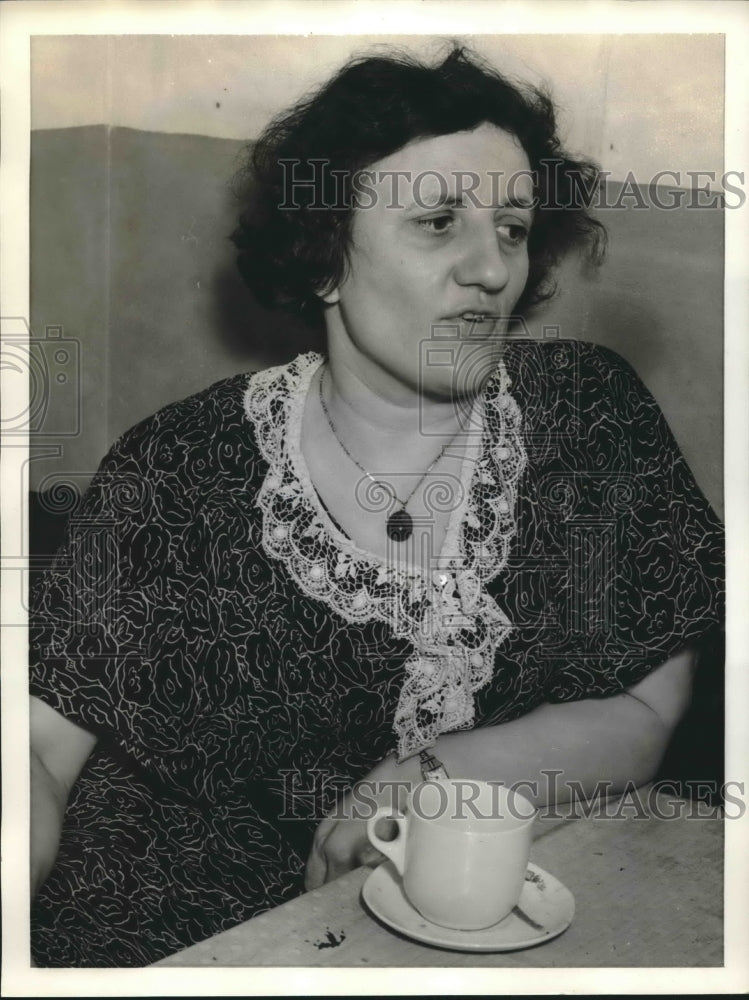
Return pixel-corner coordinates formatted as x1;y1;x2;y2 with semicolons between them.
30;697;97;898
304;797;389;890
304;755;417;891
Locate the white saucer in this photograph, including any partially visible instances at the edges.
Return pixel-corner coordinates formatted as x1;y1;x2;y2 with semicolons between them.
361;861;574;953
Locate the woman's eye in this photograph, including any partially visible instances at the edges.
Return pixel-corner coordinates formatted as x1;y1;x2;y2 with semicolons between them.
497;223;529;246
418;214;454;235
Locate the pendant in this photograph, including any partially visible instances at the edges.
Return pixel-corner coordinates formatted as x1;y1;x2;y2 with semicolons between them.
386;508;413;542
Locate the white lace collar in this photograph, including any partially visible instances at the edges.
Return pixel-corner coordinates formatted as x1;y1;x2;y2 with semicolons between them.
243;352;527;760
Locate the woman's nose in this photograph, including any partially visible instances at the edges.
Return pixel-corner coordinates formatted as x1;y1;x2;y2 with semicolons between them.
453;227;510;293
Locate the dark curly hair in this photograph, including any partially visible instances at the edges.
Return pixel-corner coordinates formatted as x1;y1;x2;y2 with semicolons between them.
231;44;606;320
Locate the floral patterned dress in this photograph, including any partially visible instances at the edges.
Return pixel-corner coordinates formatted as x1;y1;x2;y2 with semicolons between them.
30;340;724;966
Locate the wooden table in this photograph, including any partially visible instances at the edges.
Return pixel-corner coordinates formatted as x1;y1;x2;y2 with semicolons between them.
156;792;722;968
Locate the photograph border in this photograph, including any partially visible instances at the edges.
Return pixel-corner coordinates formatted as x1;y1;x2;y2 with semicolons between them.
2;1;748;996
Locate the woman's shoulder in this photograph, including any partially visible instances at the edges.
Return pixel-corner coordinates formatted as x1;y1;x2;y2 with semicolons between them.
504;337;642;383
503;338;656;421
100;371;258;476
501;337;683;484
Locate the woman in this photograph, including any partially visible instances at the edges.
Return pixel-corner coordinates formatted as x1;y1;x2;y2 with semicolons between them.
30;46;724;966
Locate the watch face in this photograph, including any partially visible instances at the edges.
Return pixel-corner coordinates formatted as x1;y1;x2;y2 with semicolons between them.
422;765;450;782
419;750;449;781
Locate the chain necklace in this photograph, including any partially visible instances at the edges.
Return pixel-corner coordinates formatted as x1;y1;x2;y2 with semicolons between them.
317;367;448;542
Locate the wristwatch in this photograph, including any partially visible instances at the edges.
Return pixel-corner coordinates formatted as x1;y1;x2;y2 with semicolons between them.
419;748;450;782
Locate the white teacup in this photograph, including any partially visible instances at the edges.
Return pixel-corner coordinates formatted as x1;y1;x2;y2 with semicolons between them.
367;779;536;930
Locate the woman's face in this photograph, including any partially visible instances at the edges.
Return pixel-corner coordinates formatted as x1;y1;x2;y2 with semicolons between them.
322;123;533;401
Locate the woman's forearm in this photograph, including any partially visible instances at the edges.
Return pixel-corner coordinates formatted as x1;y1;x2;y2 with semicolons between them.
379;688;671;812
307;650;695;888
30;750;69;898
387;650;696;806
432;690;671;806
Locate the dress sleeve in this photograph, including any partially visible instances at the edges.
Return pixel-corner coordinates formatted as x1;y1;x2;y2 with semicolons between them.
538;343;724;702
29;407;206;739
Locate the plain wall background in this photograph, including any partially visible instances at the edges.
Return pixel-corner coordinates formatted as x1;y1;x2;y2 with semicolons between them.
28;34;724;516
31;34;724;180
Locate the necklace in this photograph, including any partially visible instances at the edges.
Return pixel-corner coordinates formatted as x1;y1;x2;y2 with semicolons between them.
317;367;447;542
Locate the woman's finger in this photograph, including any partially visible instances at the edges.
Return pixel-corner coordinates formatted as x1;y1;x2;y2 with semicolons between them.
304;815;338;890
303;839;327;891
356;840;386;869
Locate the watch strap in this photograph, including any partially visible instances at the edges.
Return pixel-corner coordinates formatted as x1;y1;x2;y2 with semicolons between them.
419;749;450;781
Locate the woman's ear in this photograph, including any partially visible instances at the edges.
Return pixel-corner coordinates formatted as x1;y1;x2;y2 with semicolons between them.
317;284;341;306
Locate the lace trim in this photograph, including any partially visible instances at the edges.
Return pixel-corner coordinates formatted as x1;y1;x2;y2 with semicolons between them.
243;352;527;759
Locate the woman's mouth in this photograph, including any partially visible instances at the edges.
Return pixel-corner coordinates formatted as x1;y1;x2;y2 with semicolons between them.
453;312;504;337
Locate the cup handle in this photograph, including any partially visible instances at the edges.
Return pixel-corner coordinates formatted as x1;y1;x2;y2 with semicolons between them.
366;806;408;877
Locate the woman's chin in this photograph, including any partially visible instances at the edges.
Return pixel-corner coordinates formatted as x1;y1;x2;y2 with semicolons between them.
417;371;490;407
422;360;501;400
